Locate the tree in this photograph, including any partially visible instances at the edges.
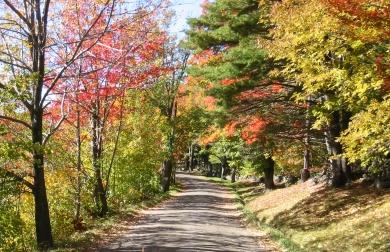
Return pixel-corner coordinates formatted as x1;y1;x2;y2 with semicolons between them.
264;0;386;186
110;90;167;205
212;136;247;182
184;0;311;187
0;0;116;247
147;40;189;192
322;0;390;183
339;98;390;178
58;2;167;215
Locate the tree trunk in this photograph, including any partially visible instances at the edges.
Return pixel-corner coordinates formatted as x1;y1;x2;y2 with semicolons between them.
325;110;352;187
208;163;213;177
301;146;311;182
264;157;275;189
221;156;228;180
172;166;176;184
31;7;54;248
161;158;173;192
301;101;311;182
340;111;353;183
325;130;346;187
32;109;53;249
231;167;237;183
91;111;108;216
75;109;82;224
94;168;108;216
189;144;195;172
185;155;190;171
105;95;125;193
162;122;175;192
203;152;212;177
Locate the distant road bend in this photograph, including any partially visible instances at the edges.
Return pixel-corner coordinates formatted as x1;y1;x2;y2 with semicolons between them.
100;173;273;252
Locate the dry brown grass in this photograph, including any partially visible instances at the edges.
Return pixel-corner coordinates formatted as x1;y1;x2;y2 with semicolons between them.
238;179;390;252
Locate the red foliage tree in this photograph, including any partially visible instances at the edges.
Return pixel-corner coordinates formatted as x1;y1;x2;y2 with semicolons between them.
49;0;168;216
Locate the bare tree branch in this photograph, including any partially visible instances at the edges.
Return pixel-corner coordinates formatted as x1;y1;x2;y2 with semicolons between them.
43;91;68;145
0;55;33;71
40;0;116;107
3;0;32;29
42;0;50;44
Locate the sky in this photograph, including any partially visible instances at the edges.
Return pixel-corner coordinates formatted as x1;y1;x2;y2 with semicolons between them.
169;0;203;39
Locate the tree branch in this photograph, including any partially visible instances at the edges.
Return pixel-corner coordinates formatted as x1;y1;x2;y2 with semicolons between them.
3;0;32;29
40;0;116;107
0;115;32;129
42;0;50;44
0;82;33;111
3;169;34;190
43;91;68;145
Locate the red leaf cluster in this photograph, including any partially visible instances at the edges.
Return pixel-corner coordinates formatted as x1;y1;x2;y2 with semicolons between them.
224;121;239;137
203;96;217;110
324;0;390;41
241;116;268;145
45;0;167;126
236;82;284;101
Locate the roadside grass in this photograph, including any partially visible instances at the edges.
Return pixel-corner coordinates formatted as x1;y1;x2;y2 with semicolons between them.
204;176;390;252
202;176;301;252
51;183;182;251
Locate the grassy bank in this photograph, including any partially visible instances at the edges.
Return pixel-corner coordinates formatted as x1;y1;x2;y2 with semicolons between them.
205;176;390;252
52;184;181;251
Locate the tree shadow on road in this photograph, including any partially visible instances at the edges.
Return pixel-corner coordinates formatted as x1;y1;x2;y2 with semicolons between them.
99;174;271;252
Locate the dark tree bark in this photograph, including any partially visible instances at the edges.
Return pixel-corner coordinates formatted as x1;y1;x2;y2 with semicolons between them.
91;110;108;216
189;144;195;172
161;158;173;192
32;108;53;249
263;157;275;189
301;142;311;182
301;100;311;182
231;167;237;183
75;108;82;225
340;111;353;182
172;166;176;184
160;100;176;193
201;150;212;177
325;110;352;187
301;146;311;182
185;155;190;171
221;156;228;180
208;163;213;177
105;95;125;196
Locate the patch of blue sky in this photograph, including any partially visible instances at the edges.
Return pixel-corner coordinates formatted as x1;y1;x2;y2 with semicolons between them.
169;0;203;40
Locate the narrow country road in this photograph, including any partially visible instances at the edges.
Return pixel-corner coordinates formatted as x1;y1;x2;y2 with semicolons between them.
100;173;273;252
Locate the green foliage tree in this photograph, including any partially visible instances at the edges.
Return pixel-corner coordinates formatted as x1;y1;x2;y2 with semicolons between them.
264;0;387;186
147;41;189;192
340;97;390;178
111;91;166;204
184;0;314;187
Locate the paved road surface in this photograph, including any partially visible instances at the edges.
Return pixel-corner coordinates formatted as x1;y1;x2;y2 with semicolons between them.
100;173;272;252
